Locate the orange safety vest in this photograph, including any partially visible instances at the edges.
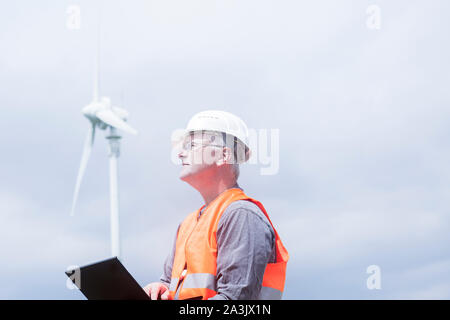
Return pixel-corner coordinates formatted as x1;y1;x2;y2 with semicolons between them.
168;188;289;300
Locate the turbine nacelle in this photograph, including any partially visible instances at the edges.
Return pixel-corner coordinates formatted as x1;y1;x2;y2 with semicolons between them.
82;97;137;135
82;100;104;123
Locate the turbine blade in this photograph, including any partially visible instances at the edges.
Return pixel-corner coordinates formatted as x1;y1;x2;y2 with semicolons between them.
71;124;95;216
93;54;99;102
96;109;138;135
93;4;101;102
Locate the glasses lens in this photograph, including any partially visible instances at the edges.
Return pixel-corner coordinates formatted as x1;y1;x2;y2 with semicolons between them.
182;140;197;151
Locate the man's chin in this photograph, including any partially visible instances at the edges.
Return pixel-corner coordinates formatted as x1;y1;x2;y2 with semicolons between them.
179;164;213;183
179;172;189;182
179;165;205;182
179;167;193;181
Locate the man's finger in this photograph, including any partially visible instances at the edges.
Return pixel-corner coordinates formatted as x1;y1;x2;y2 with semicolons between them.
161;289;169;300
150;285;161;300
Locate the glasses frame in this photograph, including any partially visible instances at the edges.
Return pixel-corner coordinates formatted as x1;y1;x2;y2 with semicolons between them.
181;140;225;152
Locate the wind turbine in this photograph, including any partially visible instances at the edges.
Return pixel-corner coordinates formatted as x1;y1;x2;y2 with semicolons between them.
70;20;137;261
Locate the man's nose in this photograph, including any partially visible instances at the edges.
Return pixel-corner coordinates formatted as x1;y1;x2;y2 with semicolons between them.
178;149;187;159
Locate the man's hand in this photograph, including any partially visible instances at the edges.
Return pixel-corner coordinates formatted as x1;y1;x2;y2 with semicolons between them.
143;282;171;300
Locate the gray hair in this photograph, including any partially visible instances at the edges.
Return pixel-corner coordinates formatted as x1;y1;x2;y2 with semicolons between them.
231;163;240;181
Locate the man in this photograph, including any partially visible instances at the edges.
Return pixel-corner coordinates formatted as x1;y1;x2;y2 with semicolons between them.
143;110;288;300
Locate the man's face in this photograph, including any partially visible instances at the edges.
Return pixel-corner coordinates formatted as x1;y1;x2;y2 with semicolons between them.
177;132;224;182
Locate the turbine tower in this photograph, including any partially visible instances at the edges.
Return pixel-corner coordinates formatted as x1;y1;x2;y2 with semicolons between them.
70;14;137;260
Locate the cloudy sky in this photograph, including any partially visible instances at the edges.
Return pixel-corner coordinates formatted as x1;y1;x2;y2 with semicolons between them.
0;0;449;299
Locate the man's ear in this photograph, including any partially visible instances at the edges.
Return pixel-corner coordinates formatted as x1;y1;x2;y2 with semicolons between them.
216;147;233;166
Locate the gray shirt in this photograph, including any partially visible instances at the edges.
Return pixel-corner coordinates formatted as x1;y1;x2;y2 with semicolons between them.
159;190;276;300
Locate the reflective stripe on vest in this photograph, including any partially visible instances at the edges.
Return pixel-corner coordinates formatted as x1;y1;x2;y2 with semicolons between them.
183;273;217;291
171;279;283;300
168;278;178;292
171;273;217;300
258;286;283;300
169;188;289;300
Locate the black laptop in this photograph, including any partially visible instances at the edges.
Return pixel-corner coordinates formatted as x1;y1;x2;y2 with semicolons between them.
65;257;150;300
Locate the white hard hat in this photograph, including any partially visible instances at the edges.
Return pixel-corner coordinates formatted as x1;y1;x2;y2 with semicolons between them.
174;110;251;163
